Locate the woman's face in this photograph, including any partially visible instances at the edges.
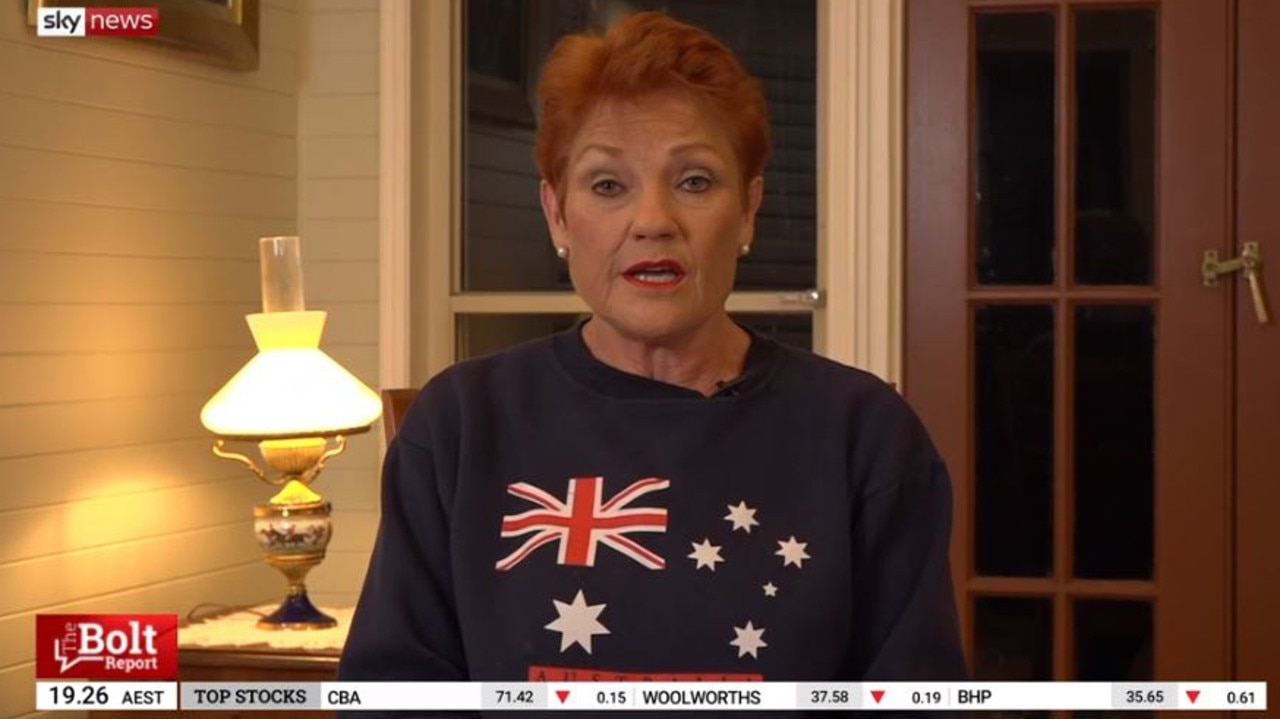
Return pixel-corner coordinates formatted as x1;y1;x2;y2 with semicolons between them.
540;91;764;346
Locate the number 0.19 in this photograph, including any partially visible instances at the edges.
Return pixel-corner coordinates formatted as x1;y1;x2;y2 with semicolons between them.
913;691;943;704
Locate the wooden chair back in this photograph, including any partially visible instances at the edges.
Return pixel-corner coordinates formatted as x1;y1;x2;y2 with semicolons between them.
379;388;419;447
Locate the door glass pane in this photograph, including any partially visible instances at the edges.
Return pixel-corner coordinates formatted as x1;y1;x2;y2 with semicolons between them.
1074;9;1156;286
975;12;1056;285
975;304;1055;576
974;596;1052;719
1074;305;1154;579
463;0;817;292
1074;600;1153;718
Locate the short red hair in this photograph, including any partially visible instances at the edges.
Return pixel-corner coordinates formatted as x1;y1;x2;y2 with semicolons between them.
534;11;771;197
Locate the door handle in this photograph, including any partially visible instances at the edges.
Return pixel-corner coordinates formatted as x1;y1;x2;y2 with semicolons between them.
1202;242;1270;323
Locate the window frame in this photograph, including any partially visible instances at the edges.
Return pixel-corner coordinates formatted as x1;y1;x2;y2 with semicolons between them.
378;0;905;388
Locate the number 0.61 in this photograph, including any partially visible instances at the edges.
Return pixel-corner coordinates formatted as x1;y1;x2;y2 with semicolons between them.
1228;691;1255;704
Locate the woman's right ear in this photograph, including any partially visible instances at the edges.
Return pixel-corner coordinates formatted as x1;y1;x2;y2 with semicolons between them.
539;180;567;247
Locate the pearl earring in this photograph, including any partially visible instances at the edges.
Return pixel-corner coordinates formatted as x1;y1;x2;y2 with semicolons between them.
555;246;569;260
739;244;751;257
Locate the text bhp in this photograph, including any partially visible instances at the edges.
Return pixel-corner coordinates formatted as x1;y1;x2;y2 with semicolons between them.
958;689;994;705
37;7;159;37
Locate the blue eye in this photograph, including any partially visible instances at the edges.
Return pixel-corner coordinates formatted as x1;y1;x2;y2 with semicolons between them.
592;179;623;196
680;175;712;192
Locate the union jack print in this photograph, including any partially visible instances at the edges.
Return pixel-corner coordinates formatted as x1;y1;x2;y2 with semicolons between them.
496;476;669;571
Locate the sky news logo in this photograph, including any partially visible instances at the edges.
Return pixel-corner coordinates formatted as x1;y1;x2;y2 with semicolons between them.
36;7;159;37
36;614;178;680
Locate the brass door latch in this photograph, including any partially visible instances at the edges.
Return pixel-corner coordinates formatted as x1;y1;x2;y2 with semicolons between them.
1203;242;1270;323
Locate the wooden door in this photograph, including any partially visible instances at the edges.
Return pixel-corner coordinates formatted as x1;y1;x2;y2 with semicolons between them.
1235;0;1280;690
905;0;1277;711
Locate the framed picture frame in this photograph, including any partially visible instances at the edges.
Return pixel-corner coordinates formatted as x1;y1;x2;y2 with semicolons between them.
27;0;259;71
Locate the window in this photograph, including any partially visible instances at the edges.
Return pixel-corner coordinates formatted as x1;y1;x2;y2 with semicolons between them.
457;0;818;359
394;0;902;384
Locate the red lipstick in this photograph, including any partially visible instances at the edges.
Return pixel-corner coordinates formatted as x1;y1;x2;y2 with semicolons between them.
623;259;686;289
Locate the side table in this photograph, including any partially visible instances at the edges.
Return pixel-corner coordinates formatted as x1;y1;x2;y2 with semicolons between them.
97;605;350;719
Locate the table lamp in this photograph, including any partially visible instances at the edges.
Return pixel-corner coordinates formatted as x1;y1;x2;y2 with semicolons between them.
201;236;380;629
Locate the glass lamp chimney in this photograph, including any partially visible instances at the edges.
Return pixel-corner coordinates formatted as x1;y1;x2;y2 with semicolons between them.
259;236;305;313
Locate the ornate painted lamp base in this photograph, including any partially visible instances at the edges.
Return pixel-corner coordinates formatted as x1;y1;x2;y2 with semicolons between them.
258;588;337;630
254;498;335;630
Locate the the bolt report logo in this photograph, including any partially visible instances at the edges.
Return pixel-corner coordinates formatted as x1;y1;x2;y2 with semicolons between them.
36;614;178;680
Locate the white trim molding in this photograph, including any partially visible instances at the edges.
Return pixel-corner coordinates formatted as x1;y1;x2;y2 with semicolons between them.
409;0;460;384
378;0;412;391
818;0;904;385
378;0;461;390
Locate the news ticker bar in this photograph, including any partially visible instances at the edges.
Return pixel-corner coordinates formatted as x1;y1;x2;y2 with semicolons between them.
35;681;1267;711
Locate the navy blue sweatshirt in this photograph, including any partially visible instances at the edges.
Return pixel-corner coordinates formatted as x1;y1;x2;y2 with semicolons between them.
339;324;966;715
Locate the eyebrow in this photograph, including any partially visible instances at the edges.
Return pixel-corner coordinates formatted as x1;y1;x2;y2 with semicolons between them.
574;144;623;162
668;142;721;156
576;141;723;156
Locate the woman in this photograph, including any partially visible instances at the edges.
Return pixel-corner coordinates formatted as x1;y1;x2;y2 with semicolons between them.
340;9;965;697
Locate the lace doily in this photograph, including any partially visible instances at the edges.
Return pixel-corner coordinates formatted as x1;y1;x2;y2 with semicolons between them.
180;605;353;652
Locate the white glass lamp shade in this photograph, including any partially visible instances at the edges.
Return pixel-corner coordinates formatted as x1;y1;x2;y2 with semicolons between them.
201;311;381;439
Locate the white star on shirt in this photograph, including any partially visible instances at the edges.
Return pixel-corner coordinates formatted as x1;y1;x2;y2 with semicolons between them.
724;501;759;533
762;582;778;597
688;538;725;571
776;536;810;568
544;590;610;654
730;621;768;658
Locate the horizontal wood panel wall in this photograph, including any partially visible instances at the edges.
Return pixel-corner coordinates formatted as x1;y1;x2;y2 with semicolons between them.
296;0;381;610
0;0;299;715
